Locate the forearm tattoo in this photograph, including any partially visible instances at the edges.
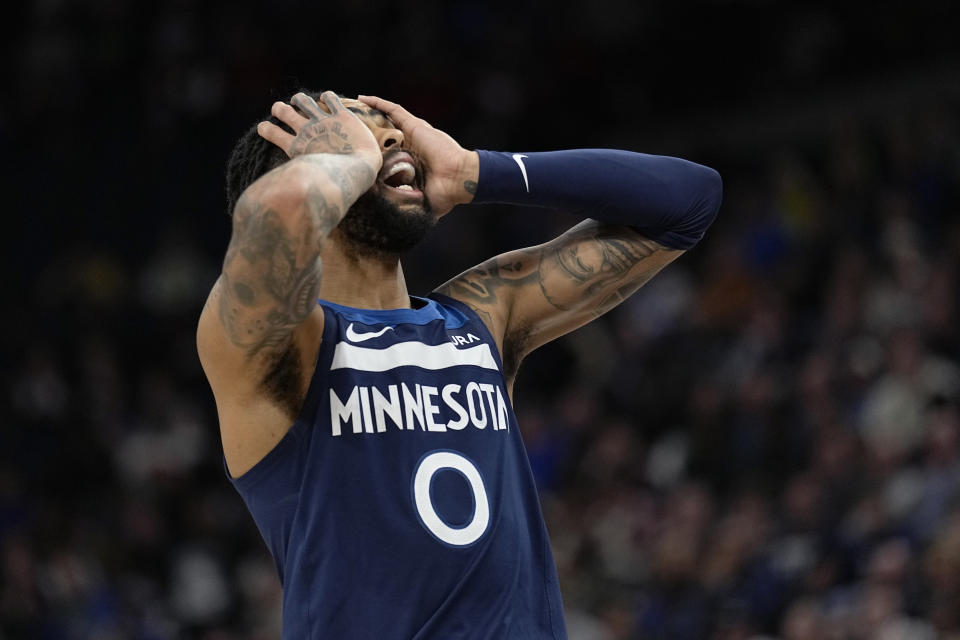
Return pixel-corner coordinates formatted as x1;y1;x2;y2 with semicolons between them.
218;158;374;357
219;201;326;357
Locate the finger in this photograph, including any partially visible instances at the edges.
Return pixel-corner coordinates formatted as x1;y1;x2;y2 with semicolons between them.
357;95;421;131
319;91;346;116
290;92;325;118
270;101;309;130
256;121;295;157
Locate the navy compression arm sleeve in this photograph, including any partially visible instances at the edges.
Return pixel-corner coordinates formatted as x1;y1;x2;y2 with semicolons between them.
472;149;723;250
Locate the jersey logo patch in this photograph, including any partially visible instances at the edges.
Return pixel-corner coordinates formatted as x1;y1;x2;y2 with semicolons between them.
345;323;394;343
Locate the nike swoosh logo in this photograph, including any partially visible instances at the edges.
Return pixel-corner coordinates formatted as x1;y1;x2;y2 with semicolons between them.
512;154;530;193
345;323;394;343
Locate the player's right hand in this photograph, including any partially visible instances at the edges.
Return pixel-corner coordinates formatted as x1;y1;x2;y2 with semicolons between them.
358;94;478;217
257;91;383;173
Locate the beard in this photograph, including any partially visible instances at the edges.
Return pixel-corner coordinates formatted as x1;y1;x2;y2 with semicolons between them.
335;185;436;260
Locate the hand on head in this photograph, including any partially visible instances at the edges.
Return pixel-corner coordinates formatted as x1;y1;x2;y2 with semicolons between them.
257;91;382;171
359;95;479;216
256;91;478;217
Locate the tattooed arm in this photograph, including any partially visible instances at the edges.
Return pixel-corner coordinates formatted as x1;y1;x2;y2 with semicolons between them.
437;222;681;382
358;95;478;216
212;92;380;356
356;96;721;382
215;157;373;356
197;91;381;476
441;150;720;381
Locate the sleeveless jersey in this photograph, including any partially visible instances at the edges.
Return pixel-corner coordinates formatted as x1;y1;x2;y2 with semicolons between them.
229;293;568;639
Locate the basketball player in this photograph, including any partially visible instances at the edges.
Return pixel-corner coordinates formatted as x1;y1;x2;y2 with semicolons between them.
197;90;722;638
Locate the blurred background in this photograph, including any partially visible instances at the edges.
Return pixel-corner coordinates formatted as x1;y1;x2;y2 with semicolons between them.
3;0;960;638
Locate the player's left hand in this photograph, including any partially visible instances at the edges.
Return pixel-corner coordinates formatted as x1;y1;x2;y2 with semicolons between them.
358;95;478;216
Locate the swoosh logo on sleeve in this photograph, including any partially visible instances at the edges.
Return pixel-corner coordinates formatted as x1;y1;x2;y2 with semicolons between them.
512;154;530;193
345;323;394;343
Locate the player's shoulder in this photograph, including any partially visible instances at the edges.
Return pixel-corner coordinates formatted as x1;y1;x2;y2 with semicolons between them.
426;290;488;329
432;250;541;385
437;241;544;313
431;282;503;351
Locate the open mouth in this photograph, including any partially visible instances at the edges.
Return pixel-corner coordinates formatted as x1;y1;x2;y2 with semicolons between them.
378;151;424;199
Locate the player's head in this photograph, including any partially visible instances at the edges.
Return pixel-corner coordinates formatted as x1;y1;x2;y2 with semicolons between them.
225;90;436;259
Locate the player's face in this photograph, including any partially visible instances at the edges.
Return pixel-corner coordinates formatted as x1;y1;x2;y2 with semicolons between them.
331;98;436;258
337;98;428;209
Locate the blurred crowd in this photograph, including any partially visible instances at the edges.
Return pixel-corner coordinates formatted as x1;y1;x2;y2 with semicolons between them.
3;1;960;639
527;103;960;639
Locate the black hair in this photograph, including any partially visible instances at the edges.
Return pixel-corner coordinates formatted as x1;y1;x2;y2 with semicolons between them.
224;89;327;217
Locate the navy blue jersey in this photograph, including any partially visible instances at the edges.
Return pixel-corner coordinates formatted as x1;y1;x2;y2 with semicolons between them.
229;293;567;639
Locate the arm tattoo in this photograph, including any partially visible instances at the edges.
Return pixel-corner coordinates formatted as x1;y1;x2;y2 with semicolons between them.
218;157;373;358
439;220;668;374
445;221;660;316
437;255;539;328
305;156;375;210
463;180;478;195
539;223;662;318
219;201;329;356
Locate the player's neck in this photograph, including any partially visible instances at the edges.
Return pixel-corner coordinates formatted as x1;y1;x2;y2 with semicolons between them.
317;238;411;310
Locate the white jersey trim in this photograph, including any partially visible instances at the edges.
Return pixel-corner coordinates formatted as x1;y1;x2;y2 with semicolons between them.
331;340;499;373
